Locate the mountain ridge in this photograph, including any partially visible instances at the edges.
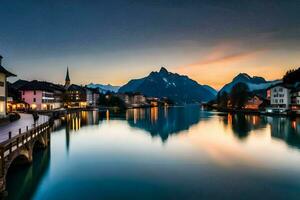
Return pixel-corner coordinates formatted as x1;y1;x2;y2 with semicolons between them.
219;73;280;95
119;67;217;104
87;83;120;93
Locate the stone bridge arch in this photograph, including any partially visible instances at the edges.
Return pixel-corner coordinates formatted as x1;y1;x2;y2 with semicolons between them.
0;121;51;197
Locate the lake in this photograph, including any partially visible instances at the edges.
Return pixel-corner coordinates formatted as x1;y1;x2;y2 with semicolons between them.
5;106;300;200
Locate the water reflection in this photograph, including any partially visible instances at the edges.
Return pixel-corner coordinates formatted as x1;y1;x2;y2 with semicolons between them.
6;149;50;200
222;114;268;139
4;108;300;200
125;106;213;142
63;111;101;132
268;117;300;149
220;113;300;148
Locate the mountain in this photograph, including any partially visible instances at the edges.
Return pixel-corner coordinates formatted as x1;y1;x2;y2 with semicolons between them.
11;79;29;90
119;67;217;104
202;85;218;96
219;73;280;94
87;83;120;93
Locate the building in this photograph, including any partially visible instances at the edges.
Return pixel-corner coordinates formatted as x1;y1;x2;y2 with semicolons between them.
65;67;71;88
268;83;292;112
291;85;300;112
85;87;99;107
7;82;28;112
117;93;148;108
266;82;300;113
0;55;16;118
20;80;65;110
64;84;87;108
244;95;263;110
63;68;89;108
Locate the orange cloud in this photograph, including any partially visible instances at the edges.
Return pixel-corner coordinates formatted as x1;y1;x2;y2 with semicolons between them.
188;51;259;67
177;42;266;70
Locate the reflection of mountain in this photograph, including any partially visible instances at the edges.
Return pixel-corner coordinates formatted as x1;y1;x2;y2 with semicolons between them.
269;117;300;149
126;106;213;142
6;148;50;200
222;114;268;139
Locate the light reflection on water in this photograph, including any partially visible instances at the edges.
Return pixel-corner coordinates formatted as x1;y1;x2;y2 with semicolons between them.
5;106;300;200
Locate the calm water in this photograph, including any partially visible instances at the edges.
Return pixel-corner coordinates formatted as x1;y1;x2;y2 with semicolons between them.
5;106;300;200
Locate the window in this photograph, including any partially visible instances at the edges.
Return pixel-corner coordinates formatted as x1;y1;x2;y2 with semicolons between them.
22;98;25;101
0;81;4;87
279;88;283;92
33;98;36;102
23;91;25;95
34;90;36;95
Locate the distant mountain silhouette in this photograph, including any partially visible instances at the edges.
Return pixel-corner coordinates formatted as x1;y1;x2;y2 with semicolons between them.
219;73;280;95
119;67;216;104
87;83;120;93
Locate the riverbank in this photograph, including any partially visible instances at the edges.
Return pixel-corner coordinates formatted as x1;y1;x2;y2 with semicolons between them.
202;104;300;117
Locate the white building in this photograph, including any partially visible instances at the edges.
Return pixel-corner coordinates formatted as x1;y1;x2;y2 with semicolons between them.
0;55;16;118
85;87;99;107
268;84;292;112
270;85;291;108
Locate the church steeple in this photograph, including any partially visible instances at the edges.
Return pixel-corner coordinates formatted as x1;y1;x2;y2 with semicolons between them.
65;67;70;88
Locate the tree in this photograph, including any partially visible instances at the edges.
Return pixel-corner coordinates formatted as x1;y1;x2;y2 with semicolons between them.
230;82;249;109
217;91;229;108
283;67;300;84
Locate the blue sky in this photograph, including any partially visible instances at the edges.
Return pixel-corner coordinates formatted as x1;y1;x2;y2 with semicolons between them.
0;0;299;89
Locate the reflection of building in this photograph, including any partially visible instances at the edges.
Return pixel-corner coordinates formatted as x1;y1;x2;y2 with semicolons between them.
268;117;300;149
0;55;16;118
223;114;268;139
65;111;99;131
20;80;65;110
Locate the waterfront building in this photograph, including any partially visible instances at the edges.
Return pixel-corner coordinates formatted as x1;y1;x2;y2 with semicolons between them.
291;85;300;113
7;82;28;112
85;87;99;107
118;93;148;108
63;68;88;108
0;55;16;118
268;83;292;112
244;95;263;110
20;80;65;110
64;84;87;108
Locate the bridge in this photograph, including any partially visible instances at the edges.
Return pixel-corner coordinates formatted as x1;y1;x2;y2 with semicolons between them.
0;120;51;195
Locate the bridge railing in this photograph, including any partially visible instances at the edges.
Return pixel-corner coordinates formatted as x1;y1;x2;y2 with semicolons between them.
0;115;49;143
0;121;50;160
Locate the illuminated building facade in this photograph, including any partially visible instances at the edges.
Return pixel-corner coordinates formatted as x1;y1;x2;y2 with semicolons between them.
20;80;65;110
0;55;16;118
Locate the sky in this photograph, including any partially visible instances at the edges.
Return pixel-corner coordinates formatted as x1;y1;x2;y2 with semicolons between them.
0;0;300;90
